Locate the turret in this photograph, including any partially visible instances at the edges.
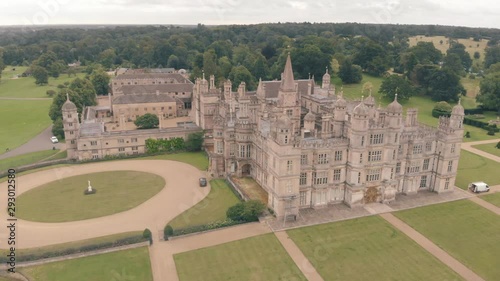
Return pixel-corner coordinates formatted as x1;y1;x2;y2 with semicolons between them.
62;94;79;159
322;67;330;89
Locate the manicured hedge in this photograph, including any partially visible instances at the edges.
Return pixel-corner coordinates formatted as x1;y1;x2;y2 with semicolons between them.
164;220;245;239
464;117;499;132
0;234;148;263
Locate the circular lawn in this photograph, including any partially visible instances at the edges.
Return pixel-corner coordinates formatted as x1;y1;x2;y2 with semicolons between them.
16;171;165;222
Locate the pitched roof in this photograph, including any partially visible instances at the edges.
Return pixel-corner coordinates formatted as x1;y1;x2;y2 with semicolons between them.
281;54;295;91
119;84;194;95
113;73;191;83
262;80;310;98
113;94;176;104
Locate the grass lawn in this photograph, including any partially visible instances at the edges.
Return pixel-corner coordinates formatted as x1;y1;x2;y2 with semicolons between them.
480;192;500;208
287;215;463;281
456;150;500;189
0;73;86;98
168;179;241;229
394;200;500;281
0;99;53;153
0;276;17;281
17;171;165;222
472;143;500;157
174;233;306;281
0;149;61;171
20;246;152;281
0;231;142;259
142;151;209;170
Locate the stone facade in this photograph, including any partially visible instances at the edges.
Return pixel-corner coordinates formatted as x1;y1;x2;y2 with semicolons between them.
194;55;465;219
62;70;201;161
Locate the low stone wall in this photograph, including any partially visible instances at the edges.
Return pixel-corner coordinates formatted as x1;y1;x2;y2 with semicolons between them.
226;176;248;201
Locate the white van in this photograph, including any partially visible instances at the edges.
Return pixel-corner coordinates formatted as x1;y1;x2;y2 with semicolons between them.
468;182;490;193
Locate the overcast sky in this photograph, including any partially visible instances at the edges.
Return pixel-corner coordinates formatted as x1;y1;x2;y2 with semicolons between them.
1;0;499;29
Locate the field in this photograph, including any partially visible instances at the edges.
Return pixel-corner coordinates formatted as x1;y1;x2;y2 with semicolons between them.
480;193;500;207
408;35;488;61
168;179;241;229
473;142;500;157
0;99;53;153
174;233;306;281
394;200;500;281
287;215;463;281
456;150;500;189
462;77;481;99
0;231;142;259
20;246;153;281
17;171;165;222
0;149;63;171
0;69;86;98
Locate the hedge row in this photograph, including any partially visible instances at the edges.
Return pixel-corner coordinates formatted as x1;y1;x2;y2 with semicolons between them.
464;108;484;115
0;234;148;263
164;220;245;240
464;117;500;132
431;109;450;118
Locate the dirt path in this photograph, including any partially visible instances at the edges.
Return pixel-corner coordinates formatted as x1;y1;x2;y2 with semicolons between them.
461;139;500;163
380;213;485;281
149;222;271;281
0;160;209;249
274;231;324;281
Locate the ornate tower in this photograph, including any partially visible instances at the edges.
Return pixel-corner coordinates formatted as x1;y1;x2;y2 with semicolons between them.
62;94;79;159
277;54;301;134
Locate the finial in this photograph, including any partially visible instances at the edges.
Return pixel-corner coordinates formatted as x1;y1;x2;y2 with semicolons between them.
202;70;205;81
308;73;311;80
361;95;364;102
325;66;329;74
369;88;372;97
394;93;398;101
66;93;70;101
458;97;461;105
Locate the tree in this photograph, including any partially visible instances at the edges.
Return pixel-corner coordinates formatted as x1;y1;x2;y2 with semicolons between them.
202;49;218;78
338;59;362;84
485;46;500;69
352;38;390;76
185;132;204;152
69;77;97;106
443;54;466;76
447;42;472;70
379;75;415;101
46;89;56;97
477;72;500;112
134;113;159;129
90;69;110;95
31;65;49;85
427;69;465;102
52;118;64;140
228;65;256;90
0;48;4;80
407;42;442;64
166;55;180;69
98;48;117;69
474;51;481;60
330;58;340;74
290;44;331;79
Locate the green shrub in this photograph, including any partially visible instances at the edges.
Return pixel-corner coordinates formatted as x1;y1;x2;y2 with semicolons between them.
143;228;152;245
226;200;265;222
432;101;452;118
496;141;500;149
464;131;471;138
164;224;173;240
487;129;496;136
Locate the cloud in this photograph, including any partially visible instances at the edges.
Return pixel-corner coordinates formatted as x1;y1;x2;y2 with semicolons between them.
0;0;498;28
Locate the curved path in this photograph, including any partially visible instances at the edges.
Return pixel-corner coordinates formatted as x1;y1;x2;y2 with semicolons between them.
0;160;210;249
0;125;64;160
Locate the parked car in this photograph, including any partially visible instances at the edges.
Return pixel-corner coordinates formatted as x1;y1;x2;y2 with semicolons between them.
468;182;490;193
199;177;207;187
50;136;59;143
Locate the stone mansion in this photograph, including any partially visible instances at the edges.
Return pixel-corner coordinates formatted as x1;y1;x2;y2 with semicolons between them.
193;55;464;219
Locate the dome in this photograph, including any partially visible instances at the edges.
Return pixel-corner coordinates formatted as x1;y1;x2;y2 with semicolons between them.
304;112;316;122
353;101;368;116
452;99;464;115
62;95;77;111
365;93;375;106
335;95;347;107
386;94;403;113
276;115;292;128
